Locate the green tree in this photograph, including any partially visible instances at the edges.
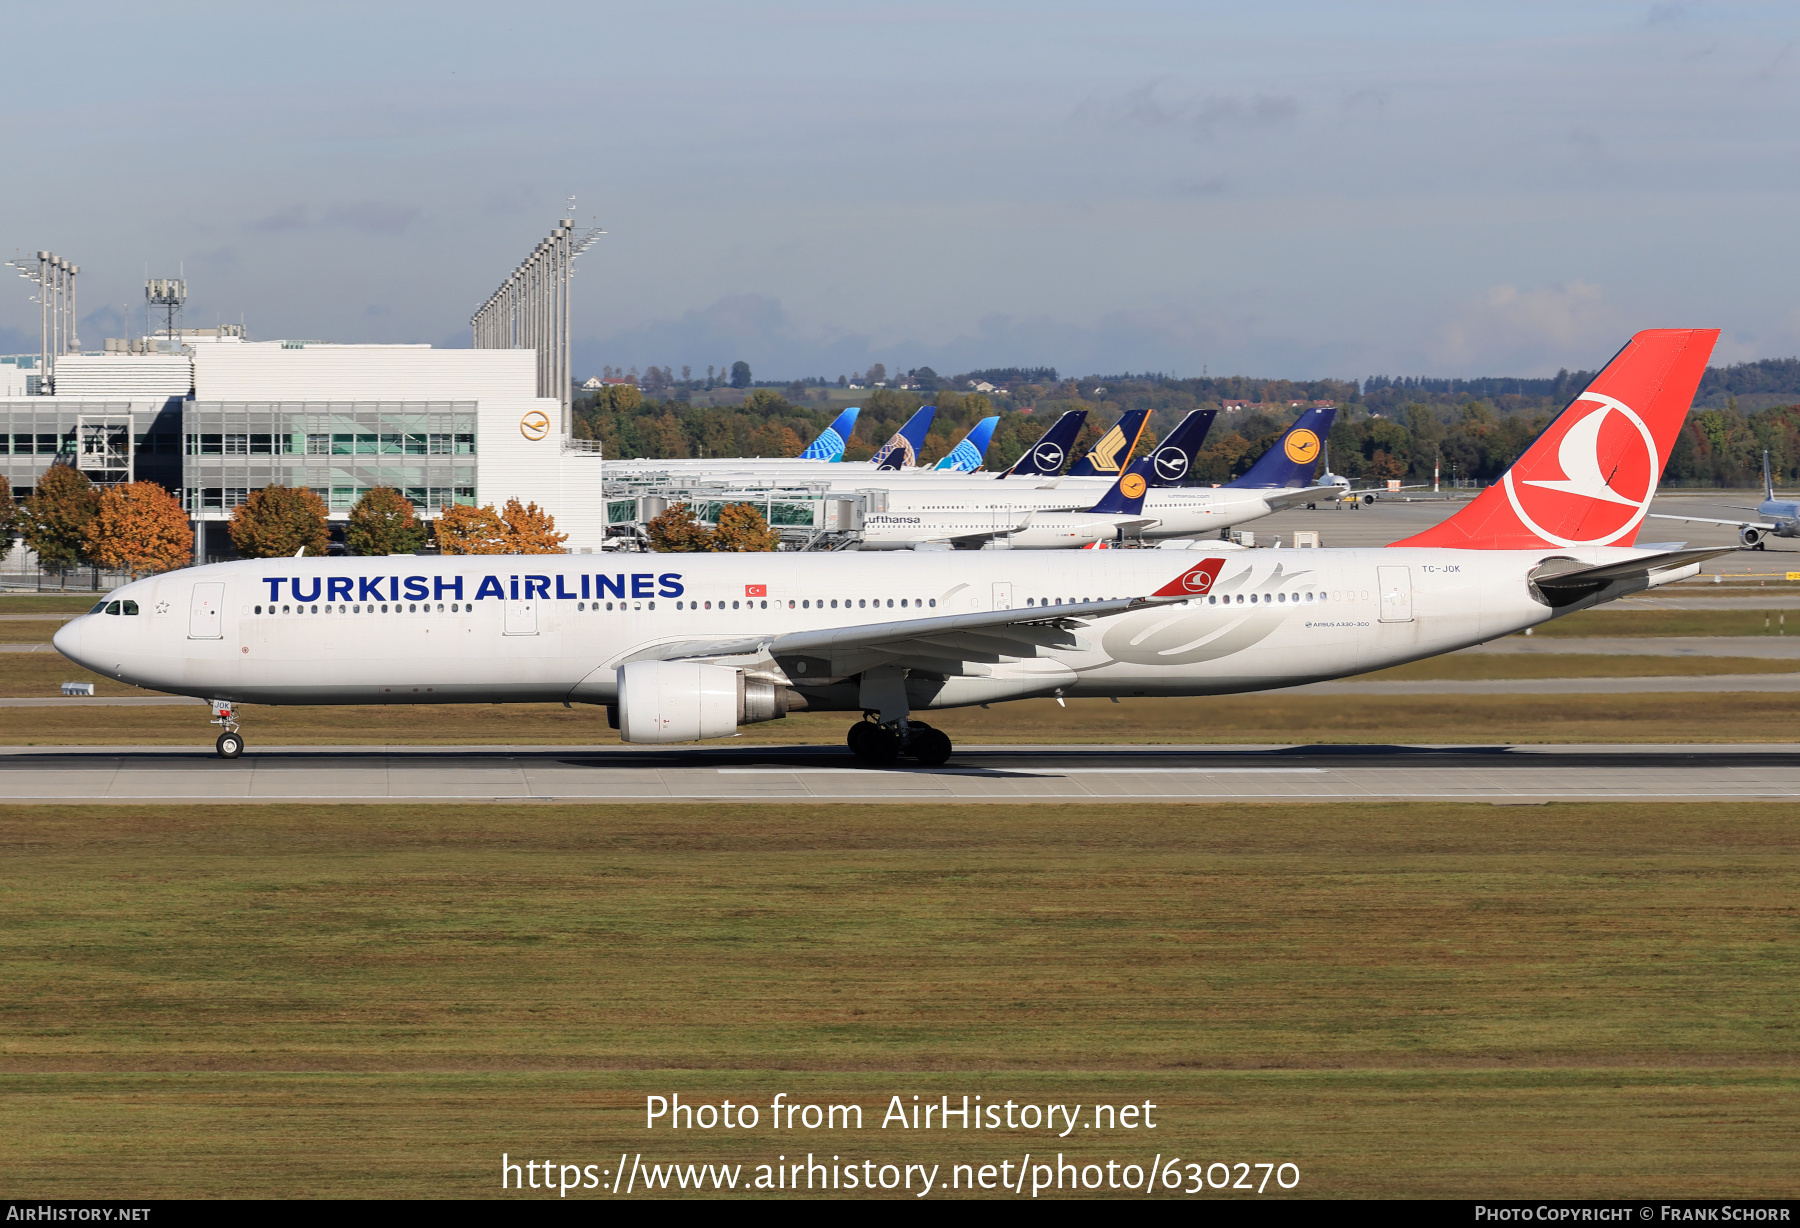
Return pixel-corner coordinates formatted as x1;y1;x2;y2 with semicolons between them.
645;502;714;553
729;360;752;389
227;485;331;558
0;473;15;564
23;463;100;570
345;486;427;556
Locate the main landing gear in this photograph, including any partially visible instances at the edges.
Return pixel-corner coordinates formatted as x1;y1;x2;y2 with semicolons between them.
210;699;245;759
847;715;953;767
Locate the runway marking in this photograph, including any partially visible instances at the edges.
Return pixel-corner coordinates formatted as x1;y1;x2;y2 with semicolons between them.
715;766;1328;775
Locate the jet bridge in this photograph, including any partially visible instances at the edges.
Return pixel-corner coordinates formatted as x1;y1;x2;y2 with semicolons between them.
601;473;877;549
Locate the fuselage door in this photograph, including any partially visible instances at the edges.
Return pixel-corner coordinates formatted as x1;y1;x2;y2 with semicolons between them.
504;599;539;636
188;582;225;639
1377;565;1414;623
992;582;1013;610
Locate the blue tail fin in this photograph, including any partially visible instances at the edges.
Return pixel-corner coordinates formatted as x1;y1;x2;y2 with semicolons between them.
999;410;1087;479
1085;458;1155;515
1145;410;1217;487
934;415;999;471
871;405;936;470
1066;409;1150;478
799;406;860;461
1226;406;1336;488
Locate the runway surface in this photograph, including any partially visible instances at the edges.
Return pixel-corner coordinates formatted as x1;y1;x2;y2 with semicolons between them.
4;742;1798;803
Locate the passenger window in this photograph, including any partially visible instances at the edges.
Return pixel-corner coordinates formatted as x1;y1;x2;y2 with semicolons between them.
831;600;837;608
929;599;936;607
254;605;263;615
732;600;740;610
282;605;291;614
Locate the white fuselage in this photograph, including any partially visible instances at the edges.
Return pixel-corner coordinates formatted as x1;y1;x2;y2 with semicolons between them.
854;485;1296;547
55;547;1674;713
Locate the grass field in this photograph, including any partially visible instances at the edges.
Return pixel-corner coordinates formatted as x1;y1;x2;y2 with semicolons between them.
0;801;1792;1198
1527;608;1795;636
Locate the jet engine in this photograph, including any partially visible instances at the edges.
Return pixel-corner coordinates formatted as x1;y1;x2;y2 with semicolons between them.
1741;525;1765;549
614;660;788;744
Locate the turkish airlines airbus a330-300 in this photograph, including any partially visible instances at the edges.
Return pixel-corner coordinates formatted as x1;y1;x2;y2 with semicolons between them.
56;328;1726;766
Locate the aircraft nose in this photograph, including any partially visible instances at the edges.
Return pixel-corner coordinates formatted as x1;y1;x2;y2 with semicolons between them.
52;616;85;665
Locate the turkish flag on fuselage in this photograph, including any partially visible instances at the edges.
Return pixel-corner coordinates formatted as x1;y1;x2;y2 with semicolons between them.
1391;328;1719;550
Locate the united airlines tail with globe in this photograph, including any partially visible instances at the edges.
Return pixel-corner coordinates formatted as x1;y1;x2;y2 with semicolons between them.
57;329;1724;764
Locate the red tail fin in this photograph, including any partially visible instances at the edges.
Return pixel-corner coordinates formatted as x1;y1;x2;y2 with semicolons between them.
1391;328;1718;549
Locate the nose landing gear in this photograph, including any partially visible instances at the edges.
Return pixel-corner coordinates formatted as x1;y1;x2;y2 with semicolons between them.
210;700;245;759
846;716;953;766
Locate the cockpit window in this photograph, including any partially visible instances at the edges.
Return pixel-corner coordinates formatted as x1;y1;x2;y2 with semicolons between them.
89;601;108;615
122;601;139;616
104;602;121;615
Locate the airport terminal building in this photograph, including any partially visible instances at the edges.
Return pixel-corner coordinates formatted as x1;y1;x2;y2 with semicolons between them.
1;339;605;560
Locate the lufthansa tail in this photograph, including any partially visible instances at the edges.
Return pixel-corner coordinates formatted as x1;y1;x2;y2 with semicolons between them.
1067;409;1151;478
1391;328;1720;550
998;410;1087;479
799;406;861;461
871;405;937;470
1225;406;1336;489
1085;458;1155;516
1145;409;1217;488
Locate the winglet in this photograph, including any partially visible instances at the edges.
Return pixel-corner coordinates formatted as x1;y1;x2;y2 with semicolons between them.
1151;556;1228;598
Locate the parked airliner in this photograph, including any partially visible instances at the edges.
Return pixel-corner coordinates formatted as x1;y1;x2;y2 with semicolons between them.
56;330;1727;767
1648;450;1799;549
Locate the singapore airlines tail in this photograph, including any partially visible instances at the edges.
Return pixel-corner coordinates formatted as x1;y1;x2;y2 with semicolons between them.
997;410;1087;479
1225;406;1336;489
1391;328;1720;550
1067;409;1151;478
798;406;861;461
934;416;1000;471
871;405;936;470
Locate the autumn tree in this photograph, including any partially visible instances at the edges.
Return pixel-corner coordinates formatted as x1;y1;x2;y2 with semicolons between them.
228;485;331;558
497;497;568;554
83;481;193;577
710;503;780;552
23;463;100;570
0;474;15;563
345;486;426;556
645;502;713;552
434;503;508;554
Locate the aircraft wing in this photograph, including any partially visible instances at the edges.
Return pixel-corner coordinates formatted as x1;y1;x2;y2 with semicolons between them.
1531;546;1740;592
616;559;1224;677
1260;485;1343;509
1646;512;1779;532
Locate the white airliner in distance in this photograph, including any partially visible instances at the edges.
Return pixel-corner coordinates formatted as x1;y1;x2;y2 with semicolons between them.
56;329;1727;766
1647;450;1799;549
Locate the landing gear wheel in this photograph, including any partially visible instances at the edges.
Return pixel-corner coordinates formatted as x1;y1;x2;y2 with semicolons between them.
849;723;900;764
216;731;245;759
909;728;953;766
846;721;877;756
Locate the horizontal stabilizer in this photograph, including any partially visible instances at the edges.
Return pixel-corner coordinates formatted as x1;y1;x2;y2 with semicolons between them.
1531;546;1737;590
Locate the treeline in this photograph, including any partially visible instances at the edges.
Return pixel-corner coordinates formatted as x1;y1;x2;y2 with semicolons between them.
579;360;1800;488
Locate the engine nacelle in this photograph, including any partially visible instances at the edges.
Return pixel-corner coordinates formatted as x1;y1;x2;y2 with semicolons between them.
615;660;787;744
1741;525;1765;548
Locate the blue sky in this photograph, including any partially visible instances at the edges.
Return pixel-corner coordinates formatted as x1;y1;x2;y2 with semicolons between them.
5;1;1799;380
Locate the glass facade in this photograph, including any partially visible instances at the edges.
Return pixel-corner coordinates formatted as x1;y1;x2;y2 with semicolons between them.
181;401;478;515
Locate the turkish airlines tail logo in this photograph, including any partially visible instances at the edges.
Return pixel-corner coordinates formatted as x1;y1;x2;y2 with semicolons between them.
1391;329;1719;550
